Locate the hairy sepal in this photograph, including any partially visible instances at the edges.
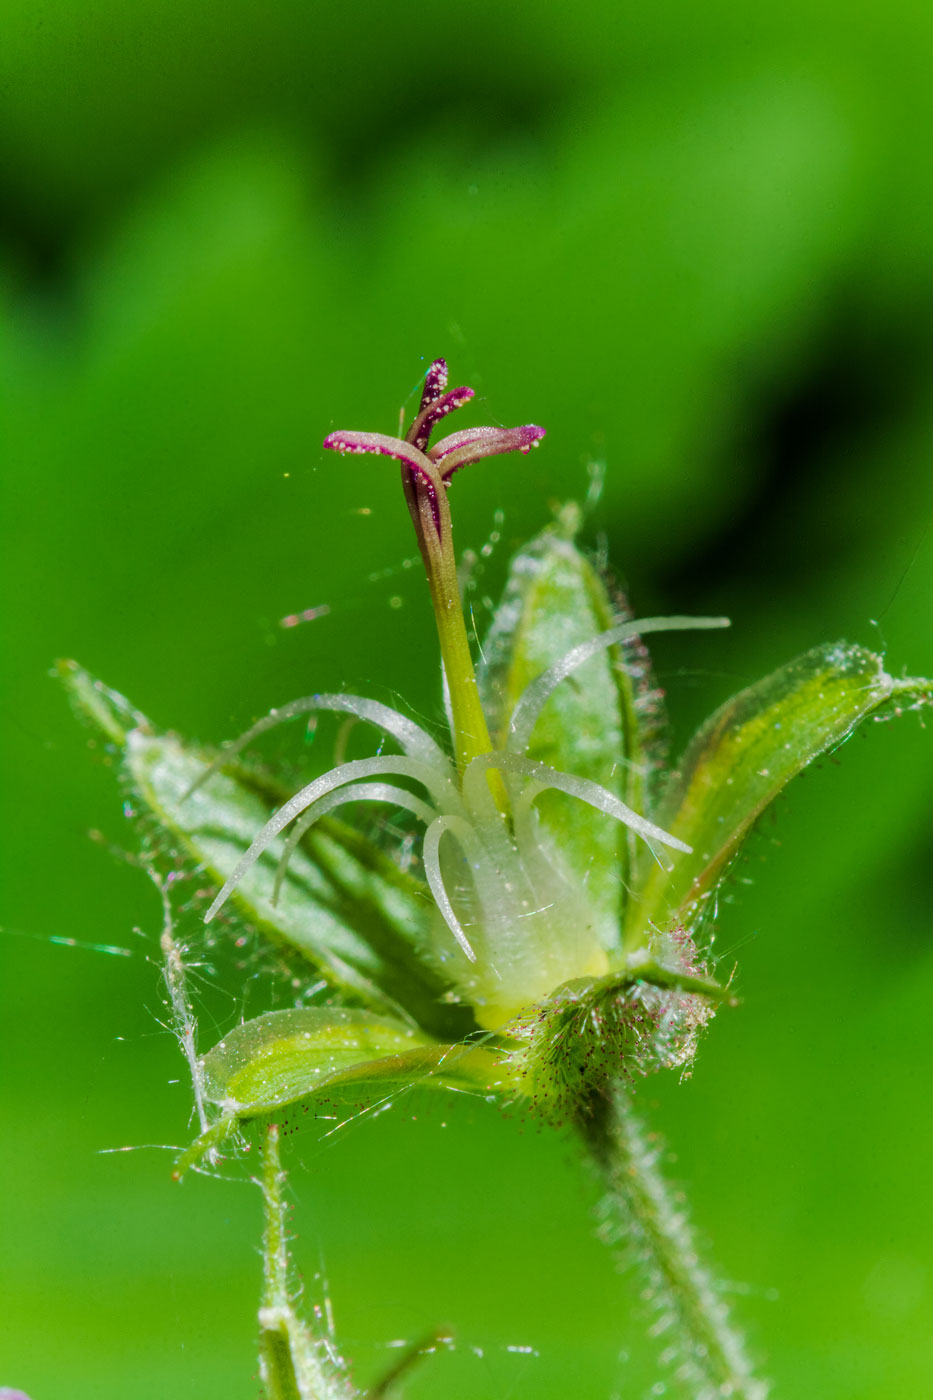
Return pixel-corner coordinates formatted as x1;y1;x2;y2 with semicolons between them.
477;510;657;948
627;642;906;945
503;942;723;1125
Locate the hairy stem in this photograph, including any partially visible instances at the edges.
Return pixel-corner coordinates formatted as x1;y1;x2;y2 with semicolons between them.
151;868;209;1138
258;1123;355;1400
580;1087;768;1400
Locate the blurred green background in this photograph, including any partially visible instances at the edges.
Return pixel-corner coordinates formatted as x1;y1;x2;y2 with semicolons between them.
2;3;932;1397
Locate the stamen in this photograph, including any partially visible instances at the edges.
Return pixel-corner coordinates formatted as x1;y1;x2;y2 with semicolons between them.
422;815;480;962
184;692;451;801
430;424;546;480
463;751;692;856
204;755;460;923
324;430;448;538
419;357;448;412
507;615;731;754
272;782;437;905
407;386;475;453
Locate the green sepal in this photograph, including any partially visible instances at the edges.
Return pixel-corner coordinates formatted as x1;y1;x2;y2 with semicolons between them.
58;661;472;1038
627;642;909;946
56;659;148;747
174;1007;507;1177
477;507;658;948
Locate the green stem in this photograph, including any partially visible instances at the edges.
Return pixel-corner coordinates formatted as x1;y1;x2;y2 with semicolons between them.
579;1087;768;1400
172;1113;239;1181
258;1123;355;1400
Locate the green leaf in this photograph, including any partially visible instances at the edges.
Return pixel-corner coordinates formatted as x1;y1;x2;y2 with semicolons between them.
202;1007;434;1112
477;508;660;947
626;642;914;947
174;1007;506;1176
59;661;472;1038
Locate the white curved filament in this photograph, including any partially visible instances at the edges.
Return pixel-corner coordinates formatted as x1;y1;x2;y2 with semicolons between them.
305;693;450;767
185;692;450;799
421;815;481;963
464;751;691;858
507;615;731;754
204;754;456;923
272;781;437;905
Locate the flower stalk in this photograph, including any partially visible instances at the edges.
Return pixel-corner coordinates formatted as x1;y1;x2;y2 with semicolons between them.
258;1123;354;1400
582;1087;768;1399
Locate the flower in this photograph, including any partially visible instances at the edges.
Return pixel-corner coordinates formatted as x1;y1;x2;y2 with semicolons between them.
200;359;726;1030
61;357;931;1161
60;360;933;1400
